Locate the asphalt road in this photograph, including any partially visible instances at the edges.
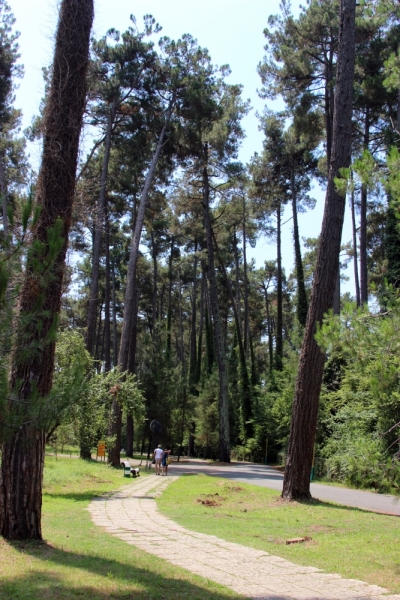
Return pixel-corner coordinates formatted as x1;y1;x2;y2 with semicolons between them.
166;459;400;516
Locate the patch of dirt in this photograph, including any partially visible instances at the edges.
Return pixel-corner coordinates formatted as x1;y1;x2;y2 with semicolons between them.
227;485;243;492
196;498;221;507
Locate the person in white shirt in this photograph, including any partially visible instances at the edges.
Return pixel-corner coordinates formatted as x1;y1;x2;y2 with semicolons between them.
153;445;163;475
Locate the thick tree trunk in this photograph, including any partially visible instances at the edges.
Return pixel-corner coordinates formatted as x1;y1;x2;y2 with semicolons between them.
202;153;230;462
86;99;116;355
282;0;356;501
0;0;93;540
275;203;283;370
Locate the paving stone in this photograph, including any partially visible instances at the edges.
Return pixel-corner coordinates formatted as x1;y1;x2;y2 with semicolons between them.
89;475;400;600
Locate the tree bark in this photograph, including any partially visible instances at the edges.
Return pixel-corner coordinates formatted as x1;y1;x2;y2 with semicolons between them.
86;98;116;355
291;165;308;327
202;150;230;462
282;0;356;501
333;267;341;314
0;0;93;540
275;203;283;370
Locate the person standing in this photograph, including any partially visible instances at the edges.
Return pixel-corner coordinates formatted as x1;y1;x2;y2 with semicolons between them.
162;447;171;476
153;444;163;475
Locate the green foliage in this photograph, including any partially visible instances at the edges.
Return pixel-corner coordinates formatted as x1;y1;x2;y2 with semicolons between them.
316;302;400;491
76;367;145;457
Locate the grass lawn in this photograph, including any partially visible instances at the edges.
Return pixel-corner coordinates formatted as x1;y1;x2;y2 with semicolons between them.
157;474;400;593
0;457;242;600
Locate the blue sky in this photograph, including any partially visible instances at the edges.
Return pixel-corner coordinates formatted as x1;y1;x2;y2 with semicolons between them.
12;0;355;295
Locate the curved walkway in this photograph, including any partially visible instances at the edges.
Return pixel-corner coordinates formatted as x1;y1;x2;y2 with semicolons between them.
89;475;400;600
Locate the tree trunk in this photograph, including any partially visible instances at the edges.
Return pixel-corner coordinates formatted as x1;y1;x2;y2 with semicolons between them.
189;239;198;389
151;232;158;337
282;0;356;501
263;284;273;372
196;269;205;384
202;150;230;462
275;203;283;370
0;0;93;540
86;98;116;355
333;267;341;315
360;107;370;305
112;258;118;366
325;38;335;167
212;230;252;440
126;415;134;457
0;157;8;238
351;182;361;307
125;288;139;459
233;228;242;335
166;237;174;360
242;197;249;357
118;107;173;373
104;209;111;372
112;106;174;468
291;164;308;326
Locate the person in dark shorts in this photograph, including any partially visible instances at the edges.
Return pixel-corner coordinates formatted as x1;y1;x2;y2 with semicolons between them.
162;447;171;476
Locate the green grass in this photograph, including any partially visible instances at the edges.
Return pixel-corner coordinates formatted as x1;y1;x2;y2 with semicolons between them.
157;474;400;593
0;457;242;600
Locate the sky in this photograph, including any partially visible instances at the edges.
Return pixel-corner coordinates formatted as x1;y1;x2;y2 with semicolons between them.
12;0;356;295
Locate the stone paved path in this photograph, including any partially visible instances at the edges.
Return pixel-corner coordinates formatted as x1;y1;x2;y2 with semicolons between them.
88;475;400;600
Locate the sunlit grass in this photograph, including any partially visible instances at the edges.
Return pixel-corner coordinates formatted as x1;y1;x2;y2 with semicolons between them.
0;457;242;600
157;473;400;593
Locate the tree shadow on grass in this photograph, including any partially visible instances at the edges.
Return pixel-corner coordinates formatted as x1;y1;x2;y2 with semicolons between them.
2;540;243;600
